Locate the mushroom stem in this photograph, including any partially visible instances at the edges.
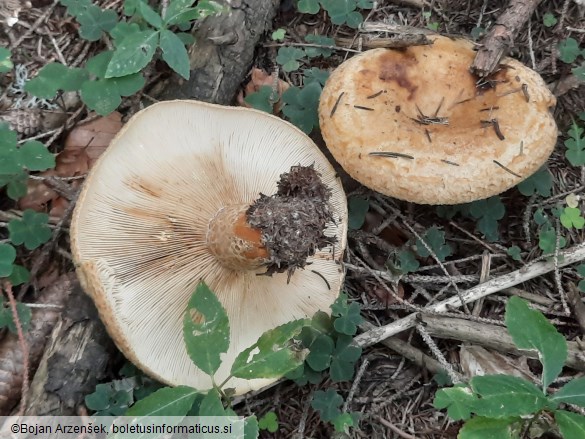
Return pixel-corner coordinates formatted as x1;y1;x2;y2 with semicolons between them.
206;204;269;271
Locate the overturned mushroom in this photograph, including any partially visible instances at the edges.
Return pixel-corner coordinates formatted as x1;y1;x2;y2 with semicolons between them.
319;36;558;205
70;100;347;395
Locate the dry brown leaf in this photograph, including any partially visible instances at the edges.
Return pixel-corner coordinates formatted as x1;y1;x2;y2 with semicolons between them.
460;344;537;382
237;68;290;113
18;112;122;217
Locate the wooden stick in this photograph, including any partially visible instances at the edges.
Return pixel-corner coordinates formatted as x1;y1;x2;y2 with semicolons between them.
355;242;585;348
470;0;543;77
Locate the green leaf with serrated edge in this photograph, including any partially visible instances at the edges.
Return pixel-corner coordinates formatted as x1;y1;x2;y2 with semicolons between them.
0;295;32;333
458;417;517;439
517;167;552;197
8;210;52;250
231;319;308;379
556;410;585;439
110;73;145;97
561;207;585;229
77;5;118;41
304;35;335;58
244;415;259;439
348;196;368;230
9;265;30;286
244;86;275;113
550;378;585;407
398;249;420;272
297;0;320;14
506;296;567;389
25;63;88;98
125;385;198;416
470;374;547;417
558;38;582;64
105;30;158;78
275;47;305;72
138;0;163;28
306;334;334;371
281;82;322;133
198;389;226;416
416;227;452;261
311;389;343;422
0;244;16;277
159;29;190;80
19;141;55;171
183;281;229;376
0;47;13;73
81;80;121;116
258;412;278;433
433;386;476;421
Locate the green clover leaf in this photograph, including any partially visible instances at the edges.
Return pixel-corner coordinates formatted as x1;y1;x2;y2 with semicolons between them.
0;244;16;277
281;82;322;133
311;389;343;422
24;63;89;99
517;167;552;197
543;12;557;27
258;412;278;433
558;38;583;64
416;227;452;261
76;4;118;42
0;295;32;333
297;0;320;14
8;210;52;250
275;47;305;72
560;207;585;229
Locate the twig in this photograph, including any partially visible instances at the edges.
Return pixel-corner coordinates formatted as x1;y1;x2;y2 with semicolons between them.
416;323;462;384
354;242;585;348
11;0;59;49
343;358;369;413
377;417;418;439
3;283;29;415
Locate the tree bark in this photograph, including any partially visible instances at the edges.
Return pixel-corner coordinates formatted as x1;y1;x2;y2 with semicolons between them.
161;0;281;104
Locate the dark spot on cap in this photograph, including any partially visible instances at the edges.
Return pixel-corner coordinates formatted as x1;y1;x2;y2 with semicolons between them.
395;105;401;113
378;52;418;100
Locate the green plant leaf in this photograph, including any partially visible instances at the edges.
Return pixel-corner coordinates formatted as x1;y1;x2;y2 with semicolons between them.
19;141;55;171
110;73;146;97
138;0;163;28
470;374;547;417
199;388;231;416
303;67;330;86
85;382;133;416
0;295;32;333
60;0;93;17
306;334;334;371
558;38;582;64
163;0;194;23
258;411;278;433
77;4;118;41
517;167;552;197
0;244;16;278
416;227;452;261
333;302;362;335
110;21;142;45
311;389;343;422
330;335;361;382
543;12;557;27
231;319;308;379
538;222;566;254
244;416;259;439
555;410;585;439
24;63;89;99
244;86;275;114
560;207;585;229
9;265;30;286
347;196;368;230
271;28;286;41
297;0;320;14
123;385;198;424
105;30;159;78
183;281;230;376
433;386;476;421
159;29;190;80
507;246;522;261
565;122;585;166
397;249;420;272
321;0;363;28
550;377;585;407
304;35;335;58
281;82;322;133
0;47;13;73
8;210;52;250
331;412;359;433
80;80;122;116
469;197;505;241
458;416;517;439
505;296;567;389
275;47;305;72
86;51;114;77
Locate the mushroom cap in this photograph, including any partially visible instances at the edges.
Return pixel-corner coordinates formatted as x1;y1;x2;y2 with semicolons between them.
70;100;348;395
318;36;558;205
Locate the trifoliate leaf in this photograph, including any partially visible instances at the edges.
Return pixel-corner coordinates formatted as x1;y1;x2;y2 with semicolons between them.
18;141;55;171
333;302;362;335
303;67;330;86
258;412;278;433
538;223;566;254
77;5;118;41
560;207;585;229
0;244;16;277
416;227;452;261
271;28;285;41
558;38;582;64
543;12;557;27
321;0;363;28
183;281;229;376
304;35;335;58
281;82;322;133
24;63;89;99
565;122;585;166
505;296;567;389
8;210;52;250
275;47;305;72
517;167;552;197
80;80;122;116
398;249;420;273
311;389;343;422
244;86;275;114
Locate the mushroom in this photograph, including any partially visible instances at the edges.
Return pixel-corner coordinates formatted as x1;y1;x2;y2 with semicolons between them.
70;100;347;395
319;36;558;205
